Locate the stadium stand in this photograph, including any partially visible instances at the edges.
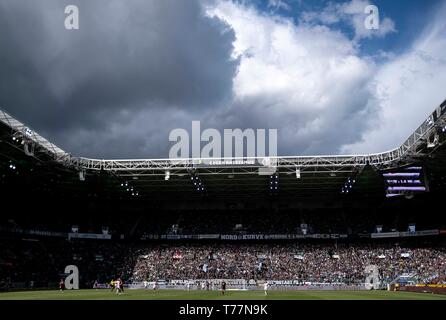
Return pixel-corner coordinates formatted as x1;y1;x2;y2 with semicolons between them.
1;100;446;293
1;237;445;290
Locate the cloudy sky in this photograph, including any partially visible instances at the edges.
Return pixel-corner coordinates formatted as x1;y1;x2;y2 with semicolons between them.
1;0;446;159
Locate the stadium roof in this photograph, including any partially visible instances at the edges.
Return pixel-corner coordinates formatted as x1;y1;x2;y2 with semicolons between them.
1;99;446;200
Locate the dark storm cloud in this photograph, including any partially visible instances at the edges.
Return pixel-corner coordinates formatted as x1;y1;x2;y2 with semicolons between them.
199;83;379;157
2;0;439;159
0;0;238;158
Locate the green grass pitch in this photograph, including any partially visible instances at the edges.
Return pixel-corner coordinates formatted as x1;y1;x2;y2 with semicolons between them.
1;289;446;300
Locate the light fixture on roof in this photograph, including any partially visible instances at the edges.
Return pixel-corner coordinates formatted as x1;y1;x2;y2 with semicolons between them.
426;116;434;126
269;173;279;194
165;170;170;181
427;133;439;148
341;176;356;194
295;168;301;179
24;127;33;137
190;173;205;194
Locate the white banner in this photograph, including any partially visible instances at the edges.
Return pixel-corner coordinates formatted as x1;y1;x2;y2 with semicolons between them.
68;233;112;240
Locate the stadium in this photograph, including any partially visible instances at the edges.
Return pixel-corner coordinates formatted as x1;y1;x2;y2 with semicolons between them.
1;98;446;301
1;0;446;305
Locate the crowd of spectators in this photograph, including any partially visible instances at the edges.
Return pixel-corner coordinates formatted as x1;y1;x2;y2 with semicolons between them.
2;237;446;290
130;242;446;285
0;238;134;289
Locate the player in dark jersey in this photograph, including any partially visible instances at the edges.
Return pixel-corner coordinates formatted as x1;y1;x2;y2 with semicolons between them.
221;281;226;295
119;278;124;293
59;279;65;292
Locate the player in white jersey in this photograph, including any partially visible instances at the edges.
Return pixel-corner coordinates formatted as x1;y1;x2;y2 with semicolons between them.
186;281;191;291
152;282;157;290
264;281;269;296
115;279;122;295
